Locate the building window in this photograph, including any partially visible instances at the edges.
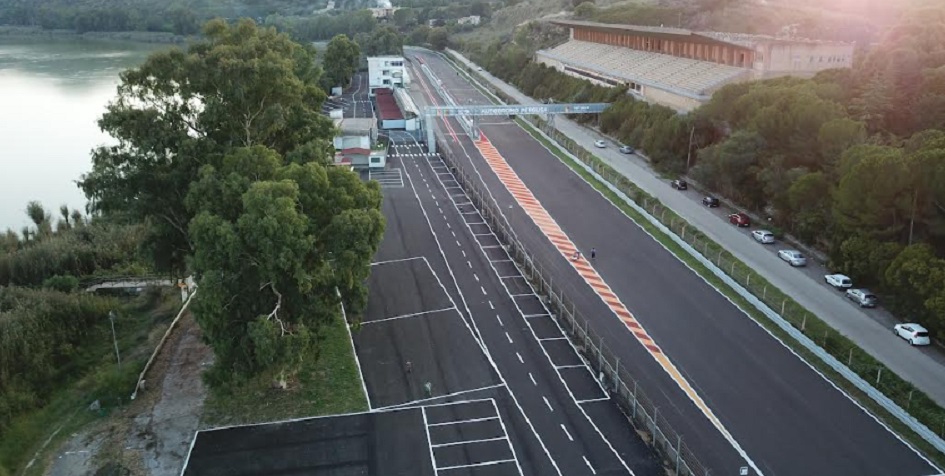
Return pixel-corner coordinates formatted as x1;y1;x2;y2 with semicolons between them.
392;61;403;66
383;79;390;85
370;157;382;164
382;70;390;75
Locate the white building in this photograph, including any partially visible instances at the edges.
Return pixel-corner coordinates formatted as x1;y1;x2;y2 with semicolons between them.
367;56;409;94
457;15;481;26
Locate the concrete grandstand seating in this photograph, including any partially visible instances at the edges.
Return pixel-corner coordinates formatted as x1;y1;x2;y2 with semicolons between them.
539;40;748;95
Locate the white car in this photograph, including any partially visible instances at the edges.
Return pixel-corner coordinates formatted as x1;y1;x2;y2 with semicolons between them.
777;249;806;267
751;230;775;244
824;273;853;290
894;323;931;346
594;140;607;148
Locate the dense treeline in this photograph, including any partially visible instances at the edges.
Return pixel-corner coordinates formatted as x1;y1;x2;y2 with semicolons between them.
463;4;945;338
0;288;117;434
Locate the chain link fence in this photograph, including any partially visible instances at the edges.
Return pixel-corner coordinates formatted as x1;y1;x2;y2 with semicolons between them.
520;117;945;444
434;134;710;476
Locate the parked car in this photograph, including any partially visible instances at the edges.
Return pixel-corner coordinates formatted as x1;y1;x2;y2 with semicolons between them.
671;179;688;190
894;323;931;346
702;196;720;207
824;274;853;290
845;289;878;308
619;145;634;154
594;140;607;148
728;213;751;227
778;249;807;267
751;230;775;244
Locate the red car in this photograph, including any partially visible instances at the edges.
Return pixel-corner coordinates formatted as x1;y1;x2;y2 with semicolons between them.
729;213;751;227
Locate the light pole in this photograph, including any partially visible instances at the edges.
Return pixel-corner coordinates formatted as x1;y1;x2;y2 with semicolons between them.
109;311;121;370
685;124;696;171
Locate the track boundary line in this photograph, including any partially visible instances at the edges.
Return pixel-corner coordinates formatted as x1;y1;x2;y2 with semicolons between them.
362;307;456;326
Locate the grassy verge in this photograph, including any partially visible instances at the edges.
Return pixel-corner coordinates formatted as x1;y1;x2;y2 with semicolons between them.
514;116;945;467
1;289;181;476
201;312;367;427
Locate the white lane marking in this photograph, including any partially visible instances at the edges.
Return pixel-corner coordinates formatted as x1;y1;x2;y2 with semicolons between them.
523;313;549;318
560;424;574;442
516;352;524;363
428;416;498;427
462;250;467;258
421;408;438;475
529;373;537;386
496;314;504;326
505;332;513;344
583;456;597;475
543;396;554;412
373;384;507;412
430;436;507;448
481;286;488;295
362;307;456;325
538;337;569;342
451;230;456;238
555;364;587;369
437;460;515;471
489;301;495;310
474;273;479;282
371;257;424;266
509;293;537;298
576;397;612;404
488;397;526;476
446;222;451;229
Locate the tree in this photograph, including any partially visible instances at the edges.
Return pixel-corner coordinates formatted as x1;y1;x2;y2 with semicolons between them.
574;2;597;18
79;19;333;273
427;27;448;51
817;118;867;167
833;147;912;242
787;171;832;242
363;26;404;56
322;34;361;92
188;147;384;384
393;8;418;30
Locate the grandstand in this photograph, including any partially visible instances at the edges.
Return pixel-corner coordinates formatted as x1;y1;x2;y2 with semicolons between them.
537;20;855;112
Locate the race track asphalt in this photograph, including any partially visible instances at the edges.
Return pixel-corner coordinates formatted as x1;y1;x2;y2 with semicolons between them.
360;151;663;475
405;50;940;476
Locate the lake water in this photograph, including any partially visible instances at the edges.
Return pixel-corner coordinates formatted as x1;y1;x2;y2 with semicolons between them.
0;37;166;231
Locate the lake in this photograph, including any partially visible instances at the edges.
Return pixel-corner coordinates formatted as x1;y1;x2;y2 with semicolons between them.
0;37;167;231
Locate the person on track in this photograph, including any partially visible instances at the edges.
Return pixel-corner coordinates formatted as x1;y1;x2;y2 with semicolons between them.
571;250;582;261
591;247;596;259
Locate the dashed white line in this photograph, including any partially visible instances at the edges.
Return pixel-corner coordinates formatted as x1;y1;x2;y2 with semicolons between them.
505;332;513;344
451;230;456;238
543;396;553;412
560;424;574;442
583;456;597;475
529;373;537;386
516;352;523;364
474;273;479;282
481;286;487;295
461;250;466;258
467;260;472;268
496;314;504;326
488;301;494;310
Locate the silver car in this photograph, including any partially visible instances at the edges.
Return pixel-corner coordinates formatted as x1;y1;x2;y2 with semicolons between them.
778;249;807;267
845;288;878;308
751;230;775;244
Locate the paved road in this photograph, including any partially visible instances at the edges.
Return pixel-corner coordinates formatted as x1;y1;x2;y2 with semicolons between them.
324;71;373;119
407;49;940;476
442;49;945;408
364;148;662;475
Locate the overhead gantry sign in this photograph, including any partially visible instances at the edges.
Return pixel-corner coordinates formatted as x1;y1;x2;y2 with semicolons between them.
423;103;609;153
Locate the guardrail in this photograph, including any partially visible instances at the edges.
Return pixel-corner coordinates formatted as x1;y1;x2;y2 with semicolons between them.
440;48;945;458
435;133;710;476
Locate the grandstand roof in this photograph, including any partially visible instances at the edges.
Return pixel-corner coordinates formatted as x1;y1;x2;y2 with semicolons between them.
551;19;851;49
538;40;749;96
374;88;404;121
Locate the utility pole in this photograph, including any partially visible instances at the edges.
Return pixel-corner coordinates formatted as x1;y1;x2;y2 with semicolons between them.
109;311;121;370
686;124;696;170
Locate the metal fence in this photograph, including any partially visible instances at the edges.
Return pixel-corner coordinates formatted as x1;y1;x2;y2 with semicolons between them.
524;117;945;448
434;134;710;476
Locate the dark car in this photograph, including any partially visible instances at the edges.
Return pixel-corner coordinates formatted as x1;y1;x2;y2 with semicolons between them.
671;179;688;190
702;196;720;207
729;212;751;227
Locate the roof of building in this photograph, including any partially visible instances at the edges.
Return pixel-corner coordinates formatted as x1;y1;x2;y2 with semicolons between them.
334;117;375;135
339;147;371;155
550;19;853;49
375;88;404;121
538;40;749;96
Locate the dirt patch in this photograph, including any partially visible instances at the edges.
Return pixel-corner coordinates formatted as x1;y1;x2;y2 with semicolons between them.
46;312;213;476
